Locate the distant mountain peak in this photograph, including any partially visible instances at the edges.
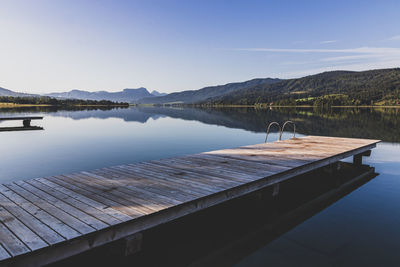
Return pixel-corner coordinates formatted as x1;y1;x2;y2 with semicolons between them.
151;90;167;97
123;87;148;92
0;86;38;97
46;87;154;103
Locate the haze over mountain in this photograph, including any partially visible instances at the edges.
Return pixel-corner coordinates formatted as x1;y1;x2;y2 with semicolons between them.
0;86;166;104
150;90;167;97
139;78;282;104
45;87;159;103
0;87;38;97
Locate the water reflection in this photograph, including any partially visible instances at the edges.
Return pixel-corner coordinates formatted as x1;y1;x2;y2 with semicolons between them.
2;106;398;141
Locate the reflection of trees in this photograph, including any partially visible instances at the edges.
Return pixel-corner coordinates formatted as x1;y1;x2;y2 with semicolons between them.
136;107;399;142
1;106;398;142
191;107;400;142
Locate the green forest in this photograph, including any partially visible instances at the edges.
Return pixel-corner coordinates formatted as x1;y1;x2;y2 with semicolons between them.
0;96;129;106
203;68;400;106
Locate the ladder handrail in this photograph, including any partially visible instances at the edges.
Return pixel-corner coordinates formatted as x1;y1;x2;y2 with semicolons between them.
280;121;296;141
265;121;297;142
265;122;281;143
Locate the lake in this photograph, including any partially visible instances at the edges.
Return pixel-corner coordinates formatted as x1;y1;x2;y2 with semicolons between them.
1;106;399;266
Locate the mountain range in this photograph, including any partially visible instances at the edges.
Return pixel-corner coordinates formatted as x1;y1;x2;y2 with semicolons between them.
1;68;399;106
138;78;281;104
45;88;167;103
138;68;400;106
0;87;166;103
0;87;37;97
204;68;400;106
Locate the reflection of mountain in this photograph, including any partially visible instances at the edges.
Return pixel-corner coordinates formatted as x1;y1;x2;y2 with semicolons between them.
2;106;399;142
48;108;165;123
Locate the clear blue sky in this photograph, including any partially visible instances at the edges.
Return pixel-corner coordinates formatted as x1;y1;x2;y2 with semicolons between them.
1;0;400;93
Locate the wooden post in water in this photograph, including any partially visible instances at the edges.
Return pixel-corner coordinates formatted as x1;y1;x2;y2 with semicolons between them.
353;150;371;165
23;119;31;127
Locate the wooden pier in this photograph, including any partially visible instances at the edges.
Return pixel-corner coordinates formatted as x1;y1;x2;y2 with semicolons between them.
0;117;43;132
0;136;379;266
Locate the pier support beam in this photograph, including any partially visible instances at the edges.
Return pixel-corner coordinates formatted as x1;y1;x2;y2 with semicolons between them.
124;232;143;256
353;150;371;165
23;119;31;127
272;183;280;197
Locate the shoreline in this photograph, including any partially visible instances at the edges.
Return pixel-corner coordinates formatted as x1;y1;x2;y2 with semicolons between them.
0;103;129;108
2;103;399;109
134;104;400;108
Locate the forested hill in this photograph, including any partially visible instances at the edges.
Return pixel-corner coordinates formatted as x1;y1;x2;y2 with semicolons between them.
203;68;400;106
139;78;281;104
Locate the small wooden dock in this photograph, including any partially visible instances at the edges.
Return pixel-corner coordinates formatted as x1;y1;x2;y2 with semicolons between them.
0;136;379;266
0;116;43;132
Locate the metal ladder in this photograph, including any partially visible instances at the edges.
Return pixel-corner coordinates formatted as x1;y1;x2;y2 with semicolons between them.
265;121;296;143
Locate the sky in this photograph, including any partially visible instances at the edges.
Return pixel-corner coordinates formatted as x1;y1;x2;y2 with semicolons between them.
1;0;400;94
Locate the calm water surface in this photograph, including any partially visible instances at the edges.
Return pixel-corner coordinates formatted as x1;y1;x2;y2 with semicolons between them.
1;106;399;266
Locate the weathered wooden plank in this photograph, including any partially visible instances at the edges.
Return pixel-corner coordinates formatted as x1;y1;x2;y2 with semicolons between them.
0;222;30;257
204;151;308;168
45;176;144;218
143;160;240;189
96;167;200;203
147;158;260;182
0;244;11;261
0;205;47;250
15;181;108;231
190;153;291;173
4;183;95;235
0;191;64;245
118;164;223;195
76;171;182;207
0;185;80;240
304;135;380;144
149;157;260;183
67;173;162;214
206;147;322;161
168;155;279;177
26;179;122;226
35;178;132;223
59;173;153;215
96;165;212;197
246;142;359;156
0;116;43;121
137;162;232;190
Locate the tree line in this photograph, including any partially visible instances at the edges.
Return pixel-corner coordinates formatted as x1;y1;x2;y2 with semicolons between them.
0;96;129;106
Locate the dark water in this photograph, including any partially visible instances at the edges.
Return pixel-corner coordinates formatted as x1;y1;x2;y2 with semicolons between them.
1;106;399;266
